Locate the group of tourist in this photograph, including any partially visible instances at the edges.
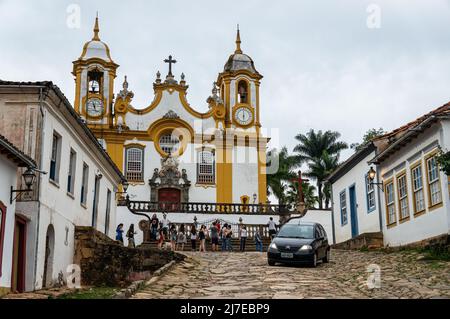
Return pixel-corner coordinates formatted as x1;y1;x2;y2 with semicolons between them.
115;216;279;252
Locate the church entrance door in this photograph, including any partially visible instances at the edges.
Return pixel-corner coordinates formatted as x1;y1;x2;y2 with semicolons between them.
158;188;181;212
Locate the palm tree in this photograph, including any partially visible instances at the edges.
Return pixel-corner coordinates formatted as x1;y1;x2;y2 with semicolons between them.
293;129;348;164
293;129;348;209
286;181;319;210
266;147;297;204
304;151;339;209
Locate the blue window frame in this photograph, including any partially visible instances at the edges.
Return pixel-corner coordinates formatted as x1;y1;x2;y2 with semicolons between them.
339;190;348;226
365;174;376;213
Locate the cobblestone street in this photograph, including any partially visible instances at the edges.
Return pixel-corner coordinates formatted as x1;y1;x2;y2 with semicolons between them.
133;249;450;299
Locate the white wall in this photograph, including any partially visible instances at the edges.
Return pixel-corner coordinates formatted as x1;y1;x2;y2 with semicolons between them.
331;151;381;244
0;155;18;290
31;104;119;290
300;210;334;244
379;123;450;246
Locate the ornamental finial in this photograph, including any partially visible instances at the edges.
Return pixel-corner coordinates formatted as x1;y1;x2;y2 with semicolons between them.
235;24;242;54
92;12;100;41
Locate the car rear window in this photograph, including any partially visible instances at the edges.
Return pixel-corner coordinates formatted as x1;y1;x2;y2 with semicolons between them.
277;224;314;239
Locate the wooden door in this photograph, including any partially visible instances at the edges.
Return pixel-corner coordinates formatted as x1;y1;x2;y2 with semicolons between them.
11;217;26;293
158;188;181;211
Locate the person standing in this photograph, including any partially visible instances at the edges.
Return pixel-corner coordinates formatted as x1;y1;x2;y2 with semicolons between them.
190;224;197;251
116;224;124;244
199;225;207;252
150;214;159;240
255;230;263;252
161;213;170;238
177;224;186;251
268;217;277;239
210;222;219;252
169;224;177;251
157;227;165;250
226;224;233;251
240;226;248;252
126;224;137;248
221;223;228;251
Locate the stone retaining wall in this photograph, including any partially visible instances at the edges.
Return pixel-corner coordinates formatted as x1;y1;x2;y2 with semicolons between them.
332;232;384;250
74;226;185;287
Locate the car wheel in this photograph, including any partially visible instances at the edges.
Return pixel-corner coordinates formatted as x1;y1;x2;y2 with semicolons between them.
311;253;317;268
322;249;330;263
268;259;276;266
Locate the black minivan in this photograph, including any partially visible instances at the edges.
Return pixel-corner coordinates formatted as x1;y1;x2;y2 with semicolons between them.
267;219;330;267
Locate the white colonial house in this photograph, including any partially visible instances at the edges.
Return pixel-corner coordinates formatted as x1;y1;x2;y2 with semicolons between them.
329;103;450;247
0;135;36;297
0;81;124;292
370;104;450;247
327;142;382;244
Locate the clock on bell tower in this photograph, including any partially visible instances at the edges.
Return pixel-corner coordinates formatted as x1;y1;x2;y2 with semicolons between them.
216;26;263;130
72;14;119;125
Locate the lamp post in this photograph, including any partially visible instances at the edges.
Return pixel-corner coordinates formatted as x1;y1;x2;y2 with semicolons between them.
10;167;37;204
116;180;129;203
367;166;383;191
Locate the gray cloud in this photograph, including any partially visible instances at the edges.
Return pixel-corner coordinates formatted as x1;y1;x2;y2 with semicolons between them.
2;0;450;161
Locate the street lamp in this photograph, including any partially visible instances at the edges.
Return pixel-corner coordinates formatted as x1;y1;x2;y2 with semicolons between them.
116;180;129;203
367;166;383;191
10;167;37;204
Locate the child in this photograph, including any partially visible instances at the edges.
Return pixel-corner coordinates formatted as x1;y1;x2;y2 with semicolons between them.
190;224;197;251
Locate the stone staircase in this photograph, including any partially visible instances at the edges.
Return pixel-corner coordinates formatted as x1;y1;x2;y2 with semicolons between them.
332;232;383;250
138;238;273;252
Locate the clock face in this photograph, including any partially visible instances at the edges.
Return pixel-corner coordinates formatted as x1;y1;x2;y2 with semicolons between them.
86;98;103;117
234;107;253;126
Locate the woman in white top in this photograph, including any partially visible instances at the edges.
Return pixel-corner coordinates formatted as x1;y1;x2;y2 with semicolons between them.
240;226;248;252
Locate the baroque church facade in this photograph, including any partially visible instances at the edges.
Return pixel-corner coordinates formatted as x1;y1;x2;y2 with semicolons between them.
72;17;268;214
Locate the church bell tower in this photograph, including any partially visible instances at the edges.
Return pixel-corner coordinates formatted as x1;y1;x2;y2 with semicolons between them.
72;15;119;125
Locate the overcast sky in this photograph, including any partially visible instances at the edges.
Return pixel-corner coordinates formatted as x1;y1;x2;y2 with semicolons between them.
2;0;450;161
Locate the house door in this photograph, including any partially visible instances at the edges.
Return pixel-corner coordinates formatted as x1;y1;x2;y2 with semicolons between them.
349;185;359;238
11;216;27;293
158;188;181;211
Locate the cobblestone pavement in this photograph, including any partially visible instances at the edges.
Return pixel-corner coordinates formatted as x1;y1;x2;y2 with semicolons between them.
133;249;450;299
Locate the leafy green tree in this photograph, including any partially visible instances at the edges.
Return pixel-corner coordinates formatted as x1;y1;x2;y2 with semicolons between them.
266;147;297;204
285;181;319;210
350;128;385;151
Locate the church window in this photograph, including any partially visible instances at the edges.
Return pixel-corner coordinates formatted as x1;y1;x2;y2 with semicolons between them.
426;154;442;207
339;190;347;226
385;180;396;225
50;132;61;183
365;174;376;212
197;150;215;185
237;80;248;104
397;174;409;220
87;69;103;94
125;147;144;181
159;134;180;155
411;163;425;214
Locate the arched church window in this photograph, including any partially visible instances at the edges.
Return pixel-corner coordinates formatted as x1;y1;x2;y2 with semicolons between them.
238;80;248;104
87;69;103;94
125;147;144;181
197;150;215;185
159;134;180;155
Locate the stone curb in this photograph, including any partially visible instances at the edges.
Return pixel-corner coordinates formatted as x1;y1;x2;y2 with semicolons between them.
113;260;177;299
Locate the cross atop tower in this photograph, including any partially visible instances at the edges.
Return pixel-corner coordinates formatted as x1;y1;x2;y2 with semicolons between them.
164;55;177;77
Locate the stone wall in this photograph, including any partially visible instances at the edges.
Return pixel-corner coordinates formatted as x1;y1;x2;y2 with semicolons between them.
332;232;384;250
74;226;185;287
